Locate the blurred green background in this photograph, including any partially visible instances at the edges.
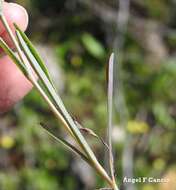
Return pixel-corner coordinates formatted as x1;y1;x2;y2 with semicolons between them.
0;0;176;190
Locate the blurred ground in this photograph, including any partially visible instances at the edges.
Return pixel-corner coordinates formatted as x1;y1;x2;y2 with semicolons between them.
0;0;176;190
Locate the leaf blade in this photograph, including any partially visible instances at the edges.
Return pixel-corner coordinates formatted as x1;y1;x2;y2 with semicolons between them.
14;23;55;87
0;37;27;76
107;53;115;180
40;123;90;163
15;29;100;162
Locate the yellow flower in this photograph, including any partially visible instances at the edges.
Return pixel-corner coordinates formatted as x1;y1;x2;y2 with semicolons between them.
142;184;155;190
0;135;15;149
153;158;166;171
127;120;149;134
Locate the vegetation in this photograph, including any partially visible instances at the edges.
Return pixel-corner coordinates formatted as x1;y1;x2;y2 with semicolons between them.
0;0;176;190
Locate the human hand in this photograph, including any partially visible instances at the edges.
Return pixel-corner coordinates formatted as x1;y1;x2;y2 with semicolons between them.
0;1;32;113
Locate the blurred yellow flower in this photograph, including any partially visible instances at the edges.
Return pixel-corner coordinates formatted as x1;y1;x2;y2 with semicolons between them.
153;158;166;171
142;184;155;190
127;120;149;134
0;135;15;149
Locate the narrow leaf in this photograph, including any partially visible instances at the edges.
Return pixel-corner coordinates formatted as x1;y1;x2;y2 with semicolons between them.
16;29;99;163
15;28;112;186
0;37;27;76
107;53;115;179
16;31;77;139
14;23;54;87
16;30;76;135
15;30;62;108
40;123;90;163
0;5;116;187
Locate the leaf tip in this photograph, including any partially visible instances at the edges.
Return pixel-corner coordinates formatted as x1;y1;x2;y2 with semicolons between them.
109;53;115;65
14;22;19;30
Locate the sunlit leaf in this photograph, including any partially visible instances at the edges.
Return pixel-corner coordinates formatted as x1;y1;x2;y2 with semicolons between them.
81;33;105;59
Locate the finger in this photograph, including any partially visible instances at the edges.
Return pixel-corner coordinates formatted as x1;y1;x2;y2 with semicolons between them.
0;55;32;113
0;2;31;113
0;2;28;53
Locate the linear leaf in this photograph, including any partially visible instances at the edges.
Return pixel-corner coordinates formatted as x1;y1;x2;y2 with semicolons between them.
0;13;113;188
16;30;100;163
0;37;27;76
107;53;115;179
15;30;76;137
15;30;63;107
14;23;54;87
40;123;90;163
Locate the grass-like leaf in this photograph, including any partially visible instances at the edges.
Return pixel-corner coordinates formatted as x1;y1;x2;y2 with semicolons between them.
14;24;55;88
0;7;118;187
15;30;79;138
40;123;90;163
107;53;115;180
0;37;27;76
16;30;115;186
15;28;100;162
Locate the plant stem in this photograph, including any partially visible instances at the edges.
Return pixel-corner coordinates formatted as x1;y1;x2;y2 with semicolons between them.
14;27;114;186
0;9;119;190
31;75;115;188
112;182;119;190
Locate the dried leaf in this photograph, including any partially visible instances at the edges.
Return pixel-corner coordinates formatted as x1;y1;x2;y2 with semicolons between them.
74;120;109;150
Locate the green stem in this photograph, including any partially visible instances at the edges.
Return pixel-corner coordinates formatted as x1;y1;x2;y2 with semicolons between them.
0;10;119;190
31;77;114;188
14;27;114;186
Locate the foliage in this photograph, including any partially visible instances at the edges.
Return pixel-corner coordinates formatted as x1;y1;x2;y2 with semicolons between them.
0;0;176;189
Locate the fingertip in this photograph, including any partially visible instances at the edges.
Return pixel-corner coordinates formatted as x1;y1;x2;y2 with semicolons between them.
0;2;29;34
0;2;29;52
8;2;29;31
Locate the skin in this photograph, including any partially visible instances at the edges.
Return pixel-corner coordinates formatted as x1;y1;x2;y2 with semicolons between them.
0;2;32;113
